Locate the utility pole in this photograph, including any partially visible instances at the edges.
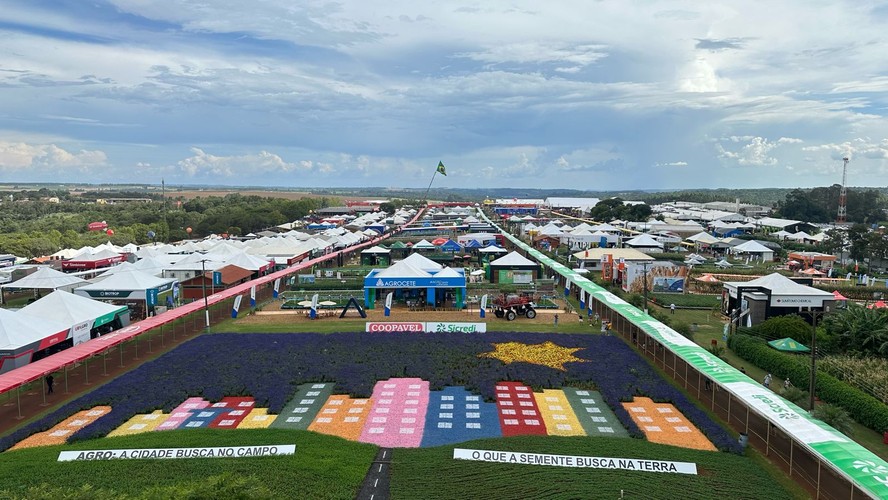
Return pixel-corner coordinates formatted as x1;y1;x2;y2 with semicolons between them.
161;179;168;243
836;157;850;225
200;259;211;332
641;261;650;315
807;306;829;412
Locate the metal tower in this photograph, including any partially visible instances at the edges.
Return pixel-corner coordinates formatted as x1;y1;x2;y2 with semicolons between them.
836;157;850;224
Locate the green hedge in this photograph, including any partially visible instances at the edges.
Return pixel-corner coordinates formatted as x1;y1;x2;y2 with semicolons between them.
650;293;720;308
729;334;888;433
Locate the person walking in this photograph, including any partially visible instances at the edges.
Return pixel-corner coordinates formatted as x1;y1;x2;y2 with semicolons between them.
670;303;676;315
783;378;793;390
45;374;54;395
553;314;559;328
763;373;772;389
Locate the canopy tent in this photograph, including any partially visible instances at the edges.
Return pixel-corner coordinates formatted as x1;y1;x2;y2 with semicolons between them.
438;239;462;252
1;266;87;292
412;239;437;250
488;251;541;284
61;248;125;271
695;274;720;283
0;308;71;374
868;300;888;309
768;338;811;353
730;240;775;262
623;233;664;250
832;290;848;301
75;270;178;319
18;290;130;346
478;245;507;254
363;256;466;309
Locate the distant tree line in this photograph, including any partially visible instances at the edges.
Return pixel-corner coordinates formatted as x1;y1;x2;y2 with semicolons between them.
775;185;886;224
0;192;332;258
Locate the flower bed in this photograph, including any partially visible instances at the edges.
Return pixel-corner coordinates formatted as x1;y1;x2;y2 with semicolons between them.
0;332;741;454
622;397;716;452
11;407;111;450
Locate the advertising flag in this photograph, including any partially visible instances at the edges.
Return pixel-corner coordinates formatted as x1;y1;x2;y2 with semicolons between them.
579;290;586;310
384;292;393;317
564;278;571;297
436;161;447;176
310;293;319;319
232;295;243;318
480;294;488;319
273;278;281;299
250;285;256;308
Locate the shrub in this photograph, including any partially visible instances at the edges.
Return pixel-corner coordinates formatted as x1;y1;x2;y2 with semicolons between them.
812;404;854;437
780;386;810;408
730;334;888;433
753;314;812;342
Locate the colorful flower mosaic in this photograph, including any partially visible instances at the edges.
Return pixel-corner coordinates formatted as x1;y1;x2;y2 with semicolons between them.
0;332;742;455
622;397;717;452
11;406;111;450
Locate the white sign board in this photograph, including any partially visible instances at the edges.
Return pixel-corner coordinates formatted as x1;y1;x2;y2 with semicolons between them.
453;448;697;475
58;444;295;462
365;322;487;333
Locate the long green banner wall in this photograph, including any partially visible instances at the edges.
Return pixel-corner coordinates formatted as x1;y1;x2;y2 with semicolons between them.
481;210;888;499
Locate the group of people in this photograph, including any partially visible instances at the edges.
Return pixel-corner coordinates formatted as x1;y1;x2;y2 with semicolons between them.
762;373;793;391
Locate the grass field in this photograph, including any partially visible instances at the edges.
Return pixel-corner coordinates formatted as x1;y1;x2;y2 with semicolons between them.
0;429;376;499
392;435;803;499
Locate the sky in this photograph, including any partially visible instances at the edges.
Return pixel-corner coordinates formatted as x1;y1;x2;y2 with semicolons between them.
1;1;887;191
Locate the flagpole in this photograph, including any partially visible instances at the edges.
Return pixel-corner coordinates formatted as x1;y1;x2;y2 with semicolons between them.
424;170;438;202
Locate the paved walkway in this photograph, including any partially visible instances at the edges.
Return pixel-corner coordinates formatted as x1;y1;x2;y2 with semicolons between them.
355;447;392;500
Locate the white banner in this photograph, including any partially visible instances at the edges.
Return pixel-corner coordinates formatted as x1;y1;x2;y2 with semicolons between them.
453;449;697;475
71;320;92;346
233;295;243;311
480;294;488;310
311;293;319;310
365;322;487;333
58;444;296;462
250;285;256;301
273;278;281;293
385;292;393;309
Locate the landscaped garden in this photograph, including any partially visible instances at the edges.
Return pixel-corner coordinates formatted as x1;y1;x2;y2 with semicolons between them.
0;331;803;498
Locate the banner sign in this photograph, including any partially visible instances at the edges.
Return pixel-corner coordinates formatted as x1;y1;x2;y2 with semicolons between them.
232;295;243;318
273;278;281;299
453;449;697;475
58;444;296;462
250;285;256;308
384;292;393;317
480;293;488;319
365;322;487;333
71;320;92;346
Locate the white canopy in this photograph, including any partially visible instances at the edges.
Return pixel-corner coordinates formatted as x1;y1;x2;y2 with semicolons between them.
489;251;537;266
18;290;127;327
1;267;87;290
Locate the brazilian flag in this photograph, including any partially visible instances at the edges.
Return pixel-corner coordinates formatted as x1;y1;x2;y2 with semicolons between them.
437;161;447;176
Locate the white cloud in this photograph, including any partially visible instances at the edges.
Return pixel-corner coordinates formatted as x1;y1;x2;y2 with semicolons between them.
654;161;688;167
802;139;888;161
176;148;307;176
0;142;107;170
716;136;796;166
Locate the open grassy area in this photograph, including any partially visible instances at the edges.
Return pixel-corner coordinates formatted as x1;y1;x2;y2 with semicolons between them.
391;435;804;500
0;429;376;499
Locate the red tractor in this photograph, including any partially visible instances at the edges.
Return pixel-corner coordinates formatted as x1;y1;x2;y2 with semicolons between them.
492;293;537;321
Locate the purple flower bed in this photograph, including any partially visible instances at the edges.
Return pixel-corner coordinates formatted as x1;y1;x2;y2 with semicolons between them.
0;332;742;453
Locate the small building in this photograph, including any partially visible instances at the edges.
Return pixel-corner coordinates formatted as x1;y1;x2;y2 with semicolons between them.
487;251;541;284
722;273;835;327
571;248;655;272
179;264;253;301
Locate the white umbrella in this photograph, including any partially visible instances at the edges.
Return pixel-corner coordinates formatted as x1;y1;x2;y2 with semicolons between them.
319;300;337;306
297;300;313;307
470;269;485;276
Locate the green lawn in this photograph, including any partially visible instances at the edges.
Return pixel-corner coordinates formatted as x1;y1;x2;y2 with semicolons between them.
0;429;376;499
391;436;804;500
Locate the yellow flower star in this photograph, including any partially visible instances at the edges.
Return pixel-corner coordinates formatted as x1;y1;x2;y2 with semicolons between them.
479;341;586;371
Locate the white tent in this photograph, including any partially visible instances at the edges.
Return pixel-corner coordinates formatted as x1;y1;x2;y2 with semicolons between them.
489;251;537;266
1;267;87;292
624;234;664;250
731;240;775;262
479;245;508;254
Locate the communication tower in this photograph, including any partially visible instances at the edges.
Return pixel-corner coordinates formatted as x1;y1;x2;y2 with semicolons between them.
836;157;850;224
